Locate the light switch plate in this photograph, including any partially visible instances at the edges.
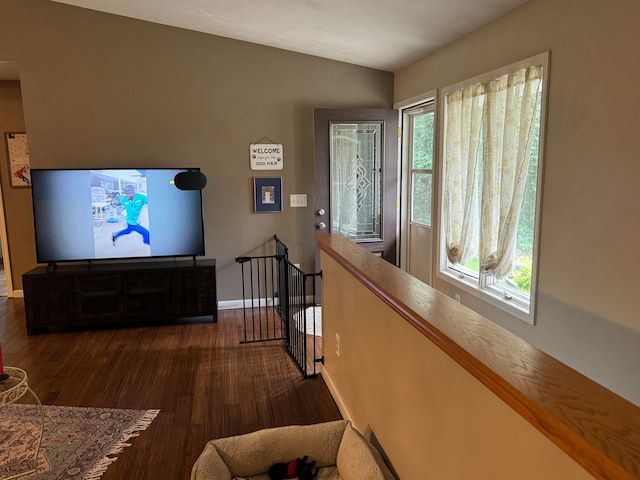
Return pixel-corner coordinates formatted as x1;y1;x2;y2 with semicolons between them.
290;194;307;207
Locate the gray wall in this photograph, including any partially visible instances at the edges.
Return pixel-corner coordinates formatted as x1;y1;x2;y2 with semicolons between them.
395;0;640;406
0;0;393;297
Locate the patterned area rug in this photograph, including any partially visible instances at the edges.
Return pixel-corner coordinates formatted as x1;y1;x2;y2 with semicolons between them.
0;404;159;479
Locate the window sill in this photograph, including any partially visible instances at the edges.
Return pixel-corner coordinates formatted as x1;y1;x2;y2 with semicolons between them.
437;269;535;325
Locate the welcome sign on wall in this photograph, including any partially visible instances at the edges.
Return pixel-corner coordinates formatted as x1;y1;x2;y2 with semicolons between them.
250;143;283;170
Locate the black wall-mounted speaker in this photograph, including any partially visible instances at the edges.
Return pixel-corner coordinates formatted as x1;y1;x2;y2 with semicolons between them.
175;171;207;190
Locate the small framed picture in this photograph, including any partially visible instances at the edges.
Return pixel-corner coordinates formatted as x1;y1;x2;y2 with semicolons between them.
254;177;282;213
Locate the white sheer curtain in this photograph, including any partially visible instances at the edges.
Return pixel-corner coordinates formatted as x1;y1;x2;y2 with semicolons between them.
480;66;542;279
443;83;484;264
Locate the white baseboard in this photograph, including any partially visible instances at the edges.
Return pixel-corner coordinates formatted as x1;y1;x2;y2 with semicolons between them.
218;299;246;310
218;296;317;311
320;367;352;423
217;298;280;310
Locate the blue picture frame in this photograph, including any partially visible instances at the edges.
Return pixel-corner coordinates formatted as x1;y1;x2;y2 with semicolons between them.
254;177;282;213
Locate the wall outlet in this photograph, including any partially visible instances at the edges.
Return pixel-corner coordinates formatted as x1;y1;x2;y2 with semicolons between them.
335;333;340;357
454;293;461;303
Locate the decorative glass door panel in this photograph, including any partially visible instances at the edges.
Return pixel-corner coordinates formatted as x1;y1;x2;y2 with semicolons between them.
329;122;382;241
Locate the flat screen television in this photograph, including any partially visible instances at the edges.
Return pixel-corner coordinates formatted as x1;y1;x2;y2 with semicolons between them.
30;168;205;264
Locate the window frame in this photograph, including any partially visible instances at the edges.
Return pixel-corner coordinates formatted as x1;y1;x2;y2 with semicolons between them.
435;52;550;324
407;102;436;227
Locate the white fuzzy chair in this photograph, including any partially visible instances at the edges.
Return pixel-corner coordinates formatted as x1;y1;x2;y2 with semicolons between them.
191;420;395;480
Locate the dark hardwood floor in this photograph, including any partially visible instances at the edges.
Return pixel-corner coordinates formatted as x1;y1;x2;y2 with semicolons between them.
0;297;342;479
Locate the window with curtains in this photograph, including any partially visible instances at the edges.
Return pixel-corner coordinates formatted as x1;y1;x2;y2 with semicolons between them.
438;53;548;324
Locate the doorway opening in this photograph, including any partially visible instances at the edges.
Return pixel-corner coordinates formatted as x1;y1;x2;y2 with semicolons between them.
0;61;25;298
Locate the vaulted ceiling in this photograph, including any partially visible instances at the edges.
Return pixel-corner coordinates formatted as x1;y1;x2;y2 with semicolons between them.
52;0;528;71
1;0;529;79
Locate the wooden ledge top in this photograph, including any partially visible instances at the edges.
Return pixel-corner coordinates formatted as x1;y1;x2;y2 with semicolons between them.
317;233;640;480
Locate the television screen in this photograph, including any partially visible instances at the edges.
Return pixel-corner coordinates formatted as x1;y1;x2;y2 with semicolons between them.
31;168;205;264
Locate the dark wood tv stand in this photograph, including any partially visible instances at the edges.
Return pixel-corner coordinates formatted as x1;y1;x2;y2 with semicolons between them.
22;259;217;335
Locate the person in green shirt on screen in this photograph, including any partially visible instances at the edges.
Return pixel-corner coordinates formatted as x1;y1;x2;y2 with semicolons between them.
111;185;150;246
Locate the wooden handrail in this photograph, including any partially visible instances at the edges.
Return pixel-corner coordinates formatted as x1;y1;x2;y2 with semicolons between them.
317;233;640;480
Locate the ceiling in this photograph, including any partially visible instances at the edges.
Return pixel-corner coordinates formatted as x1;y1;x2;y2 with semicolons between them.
1;0;528;80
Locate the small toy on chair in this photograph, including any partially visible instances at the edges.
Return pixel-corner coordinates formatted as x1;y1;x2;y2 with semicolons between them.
268;455;319;480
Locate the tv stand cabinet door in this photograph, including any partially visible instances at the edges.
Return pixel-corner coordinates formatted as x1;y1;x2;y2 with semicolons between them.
124;272;173;316
74;273;123;321
174;265;217;321
23;273;73;334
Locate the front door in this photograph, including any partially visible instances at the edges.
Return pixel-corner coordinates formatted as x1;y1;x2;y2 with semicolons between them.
314;108;399;264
